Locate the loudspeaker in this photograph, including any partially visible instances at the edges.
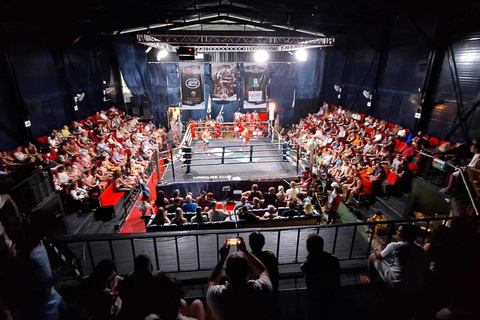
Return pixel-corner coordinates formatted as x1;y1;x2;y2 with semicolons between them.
130;96;141;117
141;95;151;117
94;206;115;221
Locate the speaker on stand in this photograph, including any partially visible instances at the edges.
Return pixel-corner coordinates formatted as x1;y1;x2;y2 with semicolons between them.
130;96;141;117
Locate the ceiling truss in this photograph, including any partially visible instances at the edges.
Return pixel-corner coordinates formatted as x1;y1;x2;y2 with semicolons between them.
137;34;335;52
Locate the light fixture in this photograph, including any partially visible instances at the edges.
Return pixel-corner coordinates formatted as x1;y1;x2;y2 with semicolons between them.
254;50;269;62
157;49;169;60
334;85;342;99
363;90;373;107
74;93;84;111
362;90;372;99
268;101;276;121
145;47;152;53
295;49;307;61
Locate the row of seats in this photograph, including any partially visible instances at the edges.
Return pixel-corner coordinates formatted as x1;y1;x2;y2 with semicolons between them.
145;213;322;232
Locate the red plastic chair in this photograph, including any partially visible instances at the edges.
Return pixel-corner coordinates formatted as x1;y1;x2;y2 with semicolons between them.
429;137;439;147
395;141;406;152
408;163;419;175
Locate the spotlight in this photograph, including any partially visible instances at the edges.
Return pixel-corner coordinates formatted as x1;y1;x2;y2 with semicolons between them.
268;101;276;121
295;49;307;61
254;50;269;62
157;49;169;60
145;47;152;53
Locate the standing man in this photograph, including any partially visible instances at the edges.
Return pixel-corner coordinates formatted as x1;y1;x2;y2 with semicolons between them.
202;128;211;153
301;234;340;320
207;237;273;320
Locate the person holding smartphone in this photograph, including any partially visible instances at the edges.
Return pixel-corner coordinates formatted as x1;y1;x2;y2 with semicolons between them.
207;237;273;320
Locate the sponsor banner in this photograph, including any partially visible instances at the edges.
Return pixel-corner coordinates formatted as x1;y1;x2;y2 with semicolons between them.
179;63;204;110
212;63;237;101
248;91;263;102
244;63;267;108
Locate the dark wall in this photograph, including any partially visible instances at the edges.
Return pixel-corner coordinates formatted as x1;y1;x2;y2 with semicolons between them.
0;35;117;151
320;16;431;132
430;32;480;142
0;48;27;149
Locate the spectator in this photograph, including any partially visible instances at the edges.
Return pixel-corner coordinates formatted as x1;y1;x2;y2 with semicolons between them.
195;191;208;209
264;187;277;205
261;205;278;219
233;196;252;214
56;166;70;186
281;201;300;217
285;181;300;200
208;201;229;222
171;208;188;225
118;253;156;320
147;272;205;320
239;205;260;222
248;232;279;299
367;224;426;294
151;207;170;225
276;185;286;201
113;170;135;192
441;144;480;194
206;237;273;320
191;207;208;223
137;194;154;216
327;187;342;224
365;210;387;234
303;202;314;215
301;234;340;320
154;190;169;209
251;197;262;209
79;259;122;320
242;184;263;201
181;195;198;213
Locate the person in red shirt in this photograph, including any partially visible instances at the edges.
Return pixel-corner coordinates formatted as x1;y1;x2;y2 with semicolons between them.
400;142;415;160
327;187;342;224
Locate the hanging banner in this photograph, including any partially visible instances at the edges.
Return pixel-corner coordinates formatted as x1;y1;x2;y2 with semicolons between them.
179;63;204;110
212;63;237;101
244;63;267;109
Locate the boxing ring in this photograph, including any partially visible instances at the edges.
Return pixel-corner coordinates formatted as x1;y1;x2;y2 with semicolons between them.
158;121;302;183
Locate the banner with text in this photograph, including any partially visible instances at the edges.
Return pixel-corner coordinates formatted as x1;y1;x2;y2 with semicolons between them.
244;63;267;109
179;63;204;110
212;63;237;101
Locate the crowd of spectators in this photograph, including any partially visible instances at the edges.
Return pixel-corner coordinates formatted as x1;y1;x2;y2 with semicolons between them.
280;103;480;204
0;107;179;214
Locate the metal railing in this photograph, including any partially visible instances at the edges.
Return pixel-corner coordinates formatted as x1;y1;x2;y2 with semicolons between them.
416;151;479;216
46;215;478;277
9;164;56;214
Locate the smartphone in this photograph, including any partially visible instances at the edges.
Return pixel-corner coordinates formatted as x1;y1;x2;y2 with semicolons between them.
226;238;240;246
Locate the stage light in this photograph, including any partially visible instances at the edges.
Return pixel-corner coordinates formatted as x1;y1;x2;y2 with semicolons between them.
145;47;152;53
254;50;269;62
268;102;276;121
295;49;307;61
157;49;169;60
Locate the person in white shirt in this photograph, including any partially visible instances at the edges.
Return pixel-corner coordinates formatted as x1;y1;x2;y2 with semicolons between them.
56;166;70;186
367;224;425;293
441;144;480;193
373;130;383;143
12;147;26;163
285;181;300;201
